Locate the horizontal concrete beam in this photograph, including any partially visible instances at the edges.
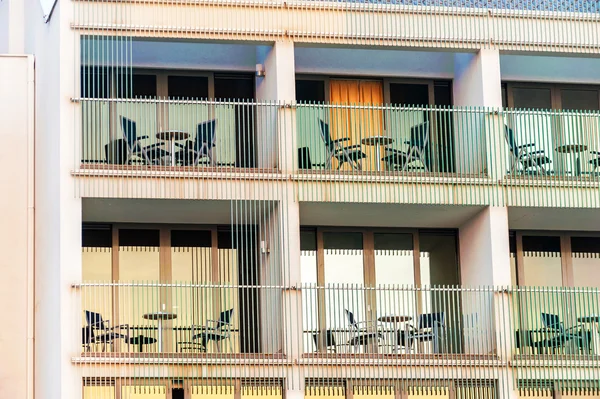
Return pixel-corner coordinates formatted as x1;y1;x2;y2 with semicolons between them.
72;0;600;54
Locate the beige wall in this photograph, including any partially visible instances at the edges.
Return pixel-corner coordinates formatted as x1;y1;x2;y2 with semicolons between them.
0;0;25;54
25;0;82;399
0;55;35;399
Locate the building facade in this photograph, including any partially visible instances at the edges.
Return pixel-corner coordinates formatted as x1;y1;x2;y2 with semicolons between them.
1;0;600;398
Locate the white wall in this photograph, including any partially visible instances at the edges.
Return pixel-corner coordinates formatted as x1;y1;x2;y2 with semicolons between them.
25;0;82;398
0;0;8;53
0;0;25;53
0;54;34;399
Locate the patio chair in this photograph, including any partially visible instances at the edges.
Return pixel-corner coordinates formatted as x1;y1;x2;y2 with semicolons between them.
312;329;338;353
537;313;590;354
120;116;167;165
319;120;366;170
84;310;130;352
382;122;430;171
405;312;445;353
588;150;600;173
175;119;217;166
179;308;234;353
504;125;552;175
345;309;383;353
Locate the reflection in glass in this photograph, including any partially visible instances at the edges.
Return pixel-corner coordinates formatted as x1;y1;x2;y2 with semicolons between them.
512;88;552;109
572;237;600;289
522;236;562;286
300;230;318;352
191;386;234;399
408;391;450;399
305;387;345;399
510;234;518;286
419;233;461;353
354;387;395;399
323;232;365;341
122;386;167;399
241;387;282;399
84;386;115;399
171;230;212;352
82;227;113;341
374;233;417;353
520;236;563;333
118;229;161;352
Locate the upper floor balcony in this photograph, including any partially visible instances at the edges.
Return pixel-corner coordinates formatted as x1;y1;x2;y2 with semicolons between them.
75;96;600;206
72;40;600;206
71;0;600;53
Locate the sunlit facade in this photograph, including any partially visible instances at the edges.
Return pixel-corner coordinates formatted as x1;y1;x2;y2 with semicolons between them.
1;1;600;399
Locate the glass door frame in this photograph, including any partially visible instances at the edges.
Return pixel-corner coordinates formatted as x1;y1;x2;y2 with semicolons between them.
311;227;421;352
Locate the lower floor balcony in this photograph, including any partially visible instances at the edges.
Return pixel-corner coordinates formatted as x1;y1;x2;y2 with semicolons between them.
76;283;600;361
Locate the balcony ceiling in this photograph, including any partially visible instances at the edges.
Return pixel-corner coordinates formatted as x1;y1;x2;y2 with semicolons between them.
507;207;600;231
299;202;485;228
83;198;272;224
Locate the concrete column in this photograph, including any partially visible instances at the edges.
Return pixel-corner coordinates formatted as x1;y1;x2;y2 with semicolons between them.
453;49;506;179
459;206;511;287
0;0;25;54
459;206;517;399
256;41;296;172
256;41;302;397
28;2;83;399
0;55;34;399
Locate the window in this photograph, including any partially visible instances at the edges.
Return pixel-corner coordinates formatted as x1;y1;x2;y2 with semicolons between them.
511;87;552;109
520;235;563;286
561;89;600;111
168;76;209;99
81;67;112;99
571;236;600;288
118;74;157;98
296;80;325;103
81;225;113;337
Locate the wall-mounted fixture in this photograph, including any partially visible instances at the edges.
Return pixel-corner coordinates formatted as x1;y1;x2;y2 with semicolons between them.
255;64;266;77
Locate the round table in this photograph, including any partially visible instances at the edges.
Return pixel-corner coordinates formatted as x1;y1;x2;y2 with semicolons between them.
156;131;189;166
362;136;394;172
577;315;600;354
143;311;177;352
378;315;412;353
556;144;588;176
127;335;158;353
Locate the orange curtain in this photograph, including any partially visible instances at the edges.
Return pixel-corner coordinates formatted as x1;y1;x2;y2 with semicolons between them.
329;80;384;170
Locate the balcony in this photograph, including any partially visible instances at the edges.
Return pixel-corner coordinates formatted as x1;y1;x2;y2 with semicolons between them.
73;282;600;393
75;99;600;206
75;283;600;355
77;97;281;175
71;0;600;53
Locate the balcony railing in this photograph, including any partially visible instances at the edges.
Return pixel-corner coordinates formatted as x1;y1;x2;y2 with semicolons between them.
296;103;489;177
72;0;600;52
75;99;600;206
78;98;282;174
74;283;600;393
297;1;600;13
77;282;288;357
301;284;501;358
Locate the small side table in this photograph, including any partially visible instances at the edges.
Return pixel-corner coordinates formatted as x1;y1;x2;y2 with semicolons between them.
378;315;412;353
556;144;587;176
156;131;189;166
143;311;177;352
362;136;394;171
